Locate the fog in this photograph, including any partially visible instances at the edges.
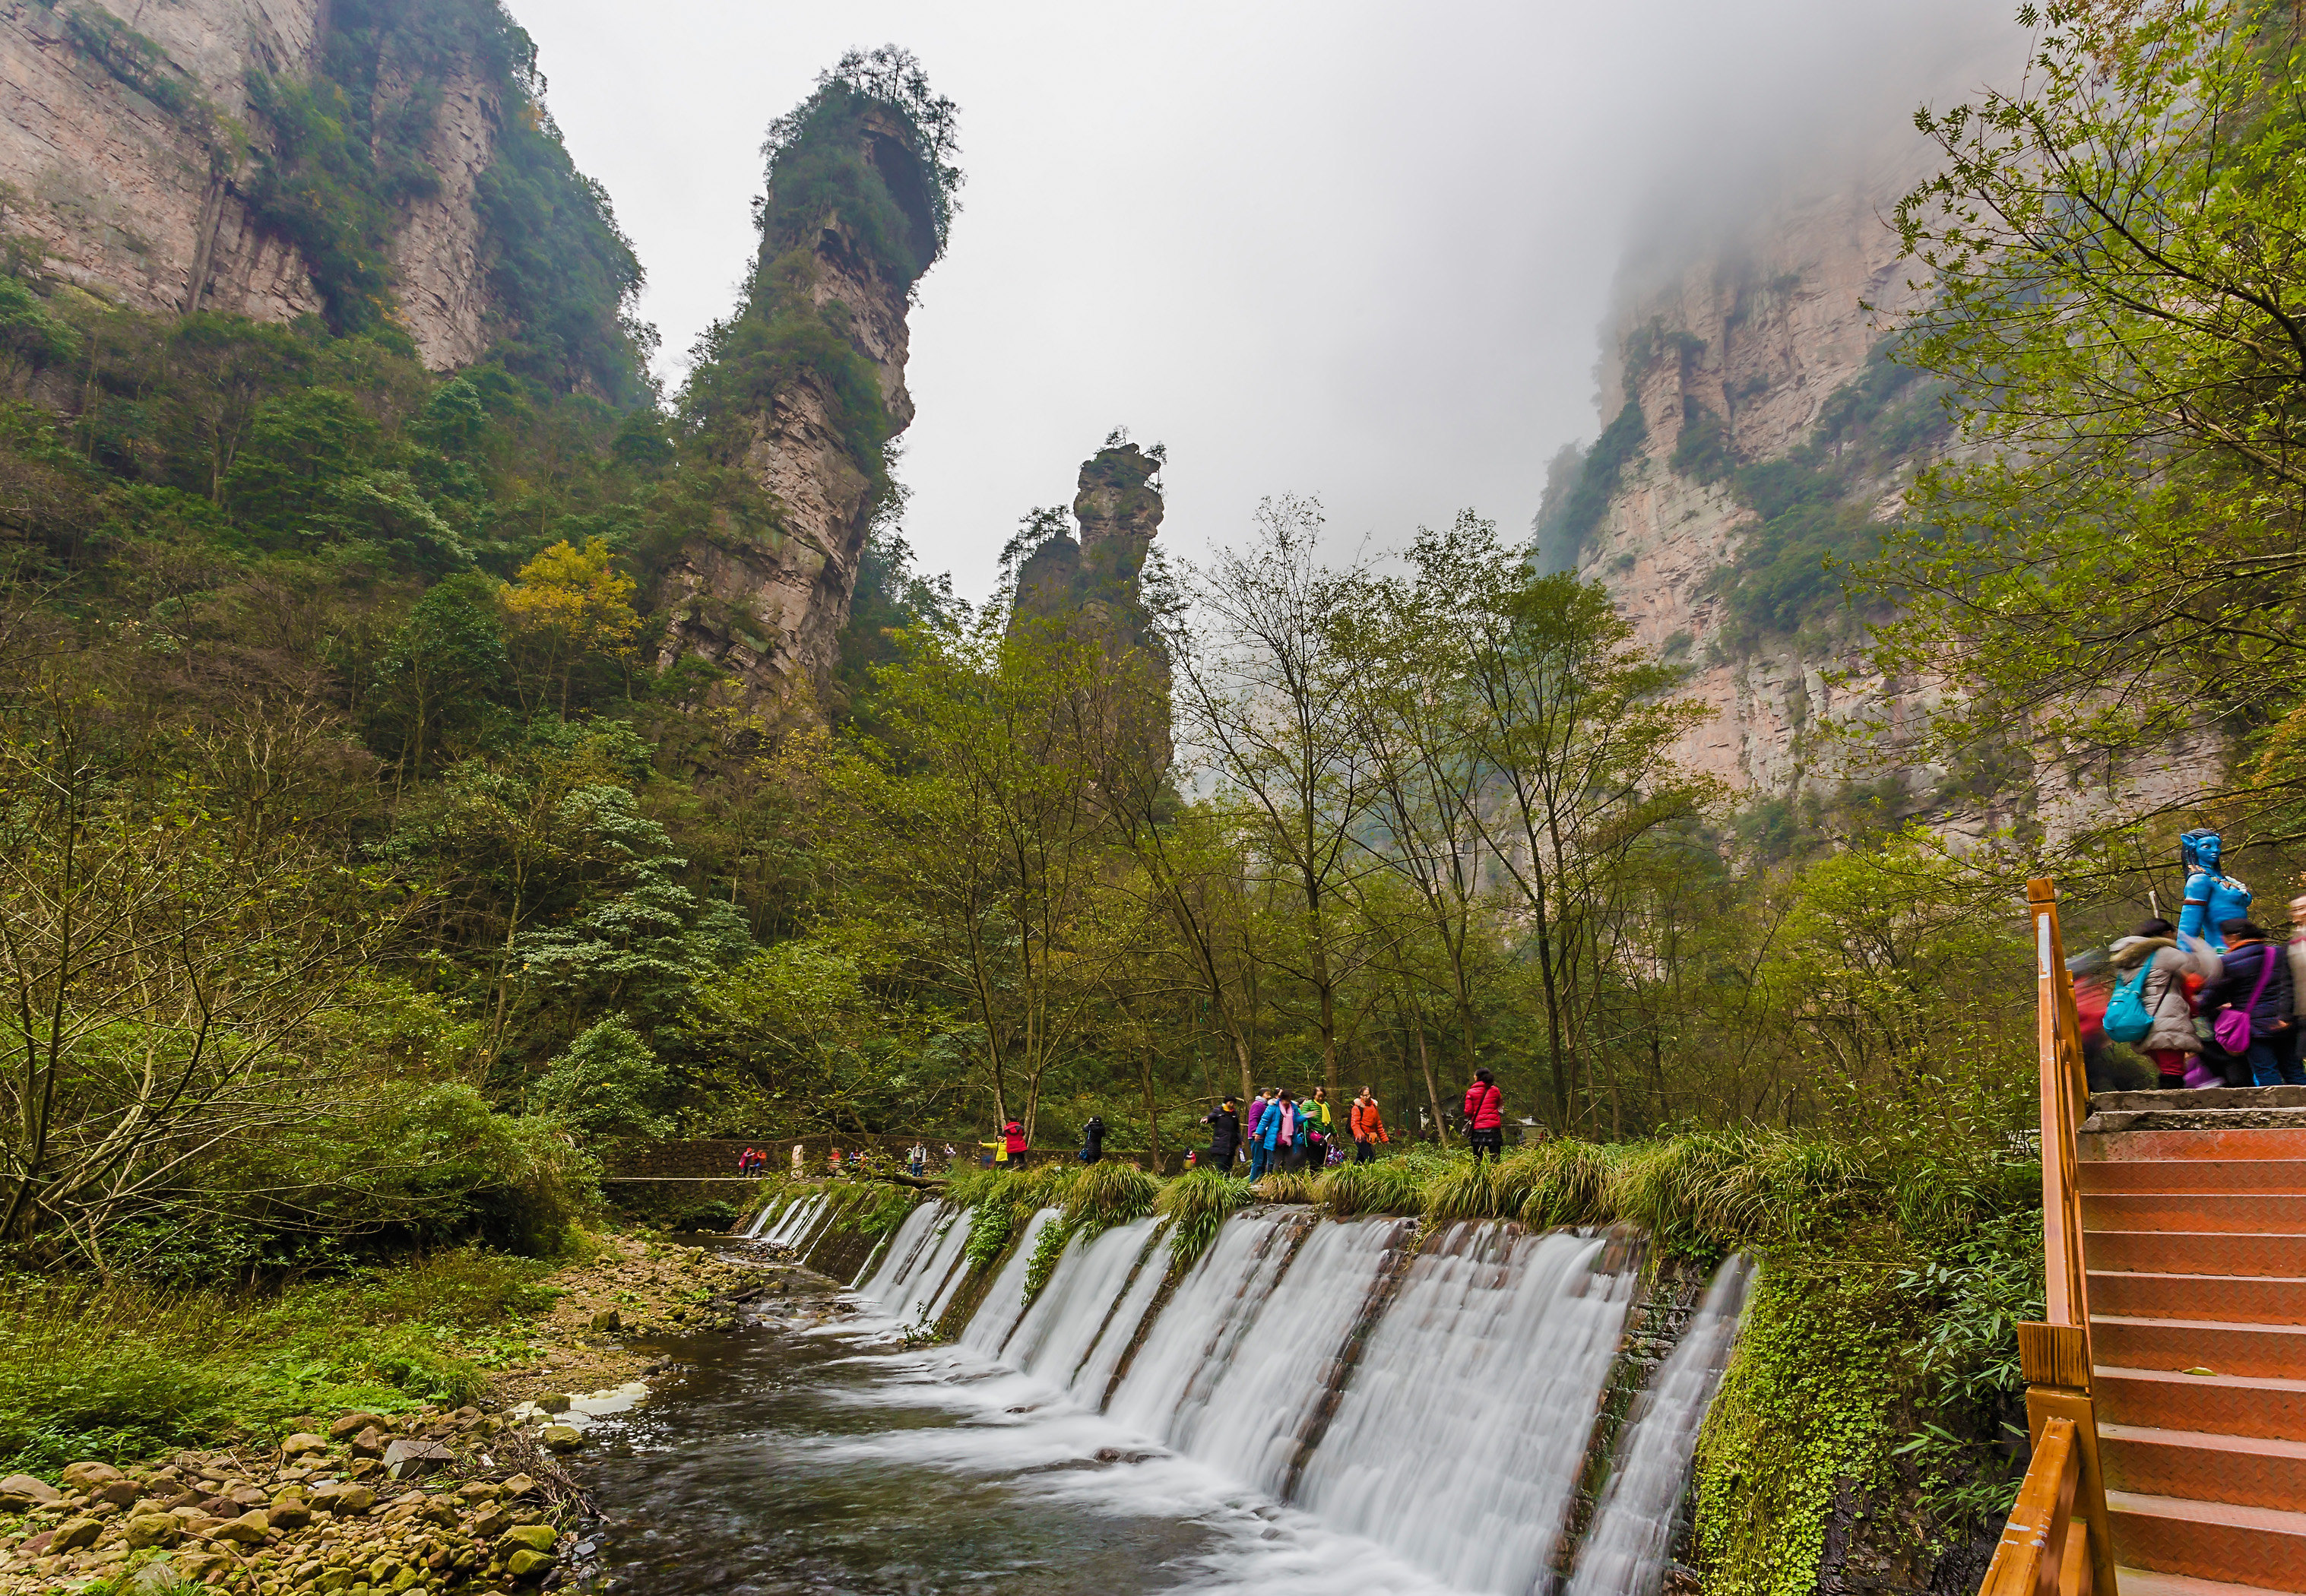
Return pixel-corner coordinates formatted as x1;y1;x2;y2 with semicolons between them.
516;0;2024;602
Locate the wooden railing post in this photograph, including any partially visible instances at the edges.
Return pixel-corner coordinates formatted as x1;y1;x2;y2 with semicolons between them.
2003;879;2118;1596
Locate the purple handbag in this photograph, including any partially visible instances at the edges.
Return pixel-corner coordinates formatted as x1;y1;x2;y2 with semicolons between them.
2213;943;2279;1053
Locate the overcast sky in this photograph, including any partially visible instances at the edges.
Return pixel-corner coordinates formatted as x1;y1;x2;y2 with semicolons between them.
516;0;2023;604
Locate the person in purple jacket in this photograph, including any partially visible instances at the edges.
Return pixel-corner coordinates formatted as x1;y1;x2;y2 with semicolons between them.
2206;920;2303;1086
1245;1088;1278;1179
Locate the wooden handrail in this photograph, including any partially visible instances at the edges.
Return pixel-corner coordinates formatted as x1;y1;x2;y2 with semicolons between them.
1974;882;2118;1596
1981;1415;2082;1596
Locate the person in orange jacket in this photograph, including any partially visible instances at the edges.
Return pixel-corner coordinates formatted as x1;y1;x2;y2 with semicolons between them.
1350;1087;1389;1164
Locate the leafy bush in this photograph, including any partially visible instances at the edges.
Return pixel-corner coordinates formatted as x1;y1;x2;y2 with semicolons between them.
534;1017;672;1136
1153;1168;1250;1271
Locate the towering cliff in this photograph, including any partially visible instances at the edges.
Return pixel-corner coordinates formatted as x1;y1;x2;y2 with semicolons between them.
655;59;958;708
1013;441;1165;648
1545;151;1943;809
0;0;645;394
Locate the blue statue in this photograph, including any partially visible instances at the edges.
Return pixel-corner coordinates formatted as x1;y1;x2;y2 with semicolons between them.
2177;828;2251;952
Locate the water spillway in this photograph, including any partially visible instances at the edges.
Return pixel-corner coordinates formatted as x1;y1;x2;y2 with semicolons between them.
789;1197;1746;1596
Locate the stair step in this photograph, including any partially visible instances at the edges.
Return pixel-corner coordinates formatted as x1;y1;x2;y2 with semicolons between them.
2079;1160;2306;1195
2097;1365;2306;1442
2082;1193;2306;1233
2101;1423;2306;1511
2115;1566;2299;1596
2094;1088;2306;1113
2107;1488;2306;1591
2094;1316;2306;1379
2081;1127;2306;1163
2090;1270;2306;1325
2088;1230;2306;1278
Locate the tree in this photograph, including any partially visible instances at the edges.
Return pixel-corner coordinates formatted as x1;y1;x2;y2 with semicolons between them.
499;537;640;715
1870;0;2306;844
534;1017;671;1136
366;573;508;784
1176;496;1376;1107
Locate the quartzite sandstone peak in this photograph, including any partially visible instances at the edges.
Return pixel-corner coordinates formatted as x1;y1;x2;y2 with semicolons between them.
0;0;497;369
1013;442;1164;648
652;101;939;707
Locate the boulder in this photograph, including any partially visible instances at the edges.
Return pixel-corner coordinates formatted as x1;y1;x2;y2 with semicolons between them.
328;1411;389;1440
309;1482;375;1516
414;1499;459;1529
92;1478;141;1506
382;1439;455;1480
540;1424;583;1453
589;1308;622;1332
497;1523;556;1554
268;1499;312;1531
536;1394;572;1414
348;1426;389;1458
280;1433;328;1458
506;1547;555;1580
0;1474;62;1506
469;1506;513;1540
500;1472;539;1497
173;1550;226;1582
59;1461;122;1491
122;1513;180;1550
210;1508;271;1544
50;1516;103;1550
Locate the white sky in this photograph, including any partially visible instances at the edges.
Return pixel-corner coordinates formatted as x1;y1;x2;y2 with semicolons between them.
516;0;2022;605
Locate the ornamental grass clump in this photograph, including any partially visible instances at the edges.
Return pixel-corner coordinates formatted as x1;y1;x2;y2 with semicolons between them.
1317;1149;1440;1217
1154;1168;1250;1271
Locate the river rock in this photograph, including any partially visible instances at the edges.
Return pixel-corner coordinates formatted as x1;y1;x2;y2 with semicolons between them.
269;1497;313;1530
348;1424;389;1458
122;1512;180;1549
499;1523;556;1553
59;1461;122;1491
382;1438;455;1479
173;1550;226;1581
500;1472;538;1497
309;1482;375;1515
91;1477;141;1506
329;1411;389;1439
540;1424;582;1453
211;1507;271;1544
51;1515;104;1550
469;1506;514;1539
506;1547;555;1579
590;1308;621;1332
0;1473;60;1507
280;1432;329;1458
537;1393;571;1414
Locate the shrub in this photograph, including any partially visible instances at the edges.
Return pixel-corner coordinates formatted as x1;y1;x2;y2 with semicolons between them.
1154;1169;1250;1271
534;1018;672;1137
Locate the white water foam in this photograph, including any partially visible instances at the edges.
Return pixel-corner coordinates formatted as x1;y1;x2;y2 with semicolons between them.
1294;1224;1637;1595
857;1201;942;1298
958;1207;1061;1354
1009;1217;1164;1388
1565;1256;1755;1596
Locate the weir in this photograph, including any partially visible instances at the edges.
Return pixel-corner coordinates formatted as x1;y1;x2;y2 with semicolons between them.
774;1194;1752;1596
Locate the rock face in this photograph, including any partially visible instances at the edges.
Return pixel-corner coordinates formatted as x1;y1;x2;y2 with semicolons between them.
1015;443;1164;645
0;0;496;369
1573;166;1925;801
652;104;931;706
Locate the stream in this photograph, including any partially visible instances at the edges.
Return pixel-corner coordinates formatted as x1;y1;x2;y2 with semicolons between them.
575;1210;1749;1596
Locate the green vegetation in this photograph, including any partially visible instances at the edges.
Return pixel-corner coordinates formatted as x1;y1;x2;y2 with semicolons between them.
1534;399;1646;570
1866;0;2306;850
0;1247;560;1472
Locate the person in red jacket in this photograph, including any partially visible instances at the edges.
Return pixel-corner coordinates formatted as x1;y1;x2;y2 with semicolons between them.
1350;1088;1389;1163
1003;1119;1028;1161
1462;1069;1504;1163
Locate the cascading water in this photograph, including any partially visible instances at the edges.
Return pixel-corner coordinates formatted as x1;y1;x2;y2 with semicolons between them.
833;1203;1741;1596
1564;1256;1755;1596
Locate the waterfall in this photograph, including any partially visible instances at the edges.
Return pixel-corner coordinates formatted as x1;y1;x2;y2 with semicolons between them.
756;1192;825;1246
835;1197;1734;1596
857;1201;942;1298
1565;1256;1755;1596
1007;1218;1164;1389
958;1208;1060;1355
1291;1224;1637;1596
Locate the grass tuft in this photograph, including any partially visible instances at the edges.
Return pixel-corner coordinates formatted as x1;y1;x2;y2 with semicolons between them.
1154;1168;1250;1271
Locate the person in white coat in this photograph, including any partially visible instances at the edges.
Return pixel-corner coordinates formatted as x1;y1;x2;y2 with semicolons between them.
2106;917;2220;1088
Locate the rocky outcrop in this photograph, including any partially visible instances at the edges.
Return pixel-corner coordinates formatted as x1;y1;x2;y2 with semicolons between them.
0;0;325;322
1573;165;1927;801
382;65;499;370
0;0;501;370
1015;442;1164;645
652;103;936;706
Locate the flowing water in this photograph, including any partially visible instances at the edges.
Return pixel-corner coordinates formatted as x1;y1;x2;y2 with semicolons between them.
592;1202;1747;1596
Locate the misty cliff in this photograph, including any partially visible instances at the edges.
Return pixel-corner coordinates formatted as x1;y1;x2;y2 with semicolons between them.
1542;156;1942;815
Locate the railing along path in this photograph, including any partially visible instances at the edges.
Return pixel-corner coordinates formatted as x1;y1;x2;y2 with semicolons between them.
1979;880;2117;1596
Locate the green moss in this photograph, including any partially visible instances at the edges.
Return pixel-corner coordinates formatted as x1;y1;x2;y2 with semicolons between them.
1695;1259;1908;1596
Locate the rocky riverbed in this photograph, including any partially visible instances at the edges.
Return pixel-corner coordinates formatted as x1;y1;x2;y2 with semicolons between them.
0;1234;838;1594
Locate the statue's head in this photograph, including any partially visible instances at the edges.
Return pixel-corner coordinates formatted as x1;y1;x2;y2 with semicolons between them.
2181;828;2223;873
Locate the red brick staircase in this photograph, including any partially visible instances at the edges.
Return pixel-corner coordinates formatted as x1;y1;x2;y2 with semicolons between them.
2078;1087;2306;1594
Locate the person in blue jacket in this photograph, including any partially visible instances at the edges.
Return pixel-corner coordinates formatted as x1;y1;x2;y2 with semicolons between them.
2177;829;2252;953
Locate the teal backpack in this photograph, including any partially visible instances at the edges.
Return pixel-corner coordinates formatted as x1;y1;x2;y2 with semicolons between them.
2103;958;2156;1043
